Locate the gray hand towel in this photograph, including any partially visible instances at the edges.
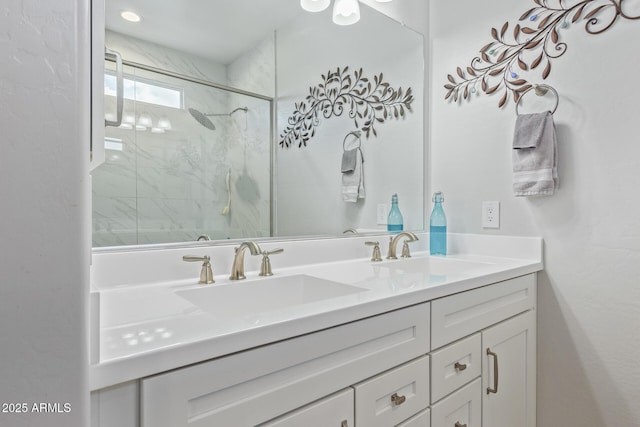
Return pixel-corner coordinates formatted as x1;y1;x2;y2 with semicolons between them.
512;111;558;197
341;148;358;173
342;148;365;202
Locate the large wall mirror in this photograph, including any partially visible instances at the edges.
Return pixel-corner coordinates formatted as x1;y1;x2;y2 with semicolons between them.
93;0;424;248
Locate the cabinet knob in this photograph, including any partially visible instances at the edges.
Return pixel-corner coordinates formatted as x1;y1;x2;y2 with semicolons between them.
341;421;349;427
454;362;467;372
455;422;467;427
390;392;406;406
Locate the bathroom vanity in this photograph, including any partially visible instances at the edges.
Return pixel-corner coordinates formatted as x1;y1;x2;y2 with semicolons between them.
90;234;541;427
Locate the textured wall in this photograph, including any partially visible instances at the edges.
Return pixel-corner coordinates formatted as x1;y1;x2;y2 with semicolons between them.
0;0;90;426
430;1;640;425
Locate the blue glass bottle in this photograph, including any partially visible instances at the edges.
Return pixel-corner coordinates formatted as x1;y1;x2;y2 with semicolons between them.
430;191;447;255
387;194;403;233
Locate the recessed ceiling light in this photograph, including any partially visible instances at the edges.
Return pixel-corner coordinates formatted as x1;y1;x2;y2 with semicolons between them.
120;10;141;23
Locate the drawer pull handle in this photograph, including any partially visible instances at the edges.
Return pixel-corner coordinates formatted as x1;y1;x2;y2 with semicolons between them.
455;422;467;427
341;421;349;427
487;348;499;394
391;393;407;406
454;362;467;372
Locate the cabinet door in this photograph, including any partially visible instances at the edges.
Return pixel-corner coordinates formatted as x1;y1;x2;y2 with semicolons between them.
258;388;353;427
482;310;536;427
90;381;139;427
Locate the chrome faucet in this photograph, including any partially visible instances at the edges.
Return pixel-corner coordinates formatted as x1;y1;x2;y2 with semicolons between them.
229;241;262;280
386;231;419;260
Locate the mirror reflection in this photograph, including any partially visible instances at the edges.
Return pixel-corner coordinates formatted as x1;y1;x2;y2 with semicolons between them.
93;0;424;248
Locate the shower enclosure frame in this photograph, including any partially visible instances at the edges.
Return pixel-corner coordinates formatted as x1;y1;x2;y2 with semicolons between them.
101;56;276;243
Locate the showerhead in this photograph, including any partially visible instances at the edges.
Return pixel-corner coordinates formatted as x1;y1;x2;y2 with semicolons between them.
188;108;216;131
188;106;249;131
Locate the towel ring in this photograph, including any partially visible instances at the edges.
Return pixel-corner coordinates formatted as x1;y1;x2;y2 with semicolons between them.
515;84;559;115
343;130;362;151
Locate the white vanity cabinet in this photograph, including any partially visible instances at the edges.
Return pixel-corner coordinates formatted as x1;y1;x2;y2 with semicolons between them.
91;274;537;427
258;388;354;427
140;303;430;427
260;354;432;427
429;274;536;427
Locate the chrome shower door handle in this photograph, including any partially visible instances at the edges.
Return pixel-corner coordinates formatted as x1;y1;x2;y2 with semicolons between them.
104;48;123;127
486;348;499;394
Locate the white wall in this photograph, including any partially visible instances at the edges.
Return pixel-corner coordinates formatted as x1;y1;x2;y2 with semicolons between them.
430;1;640;425
0;0;90;426
276;2;426;236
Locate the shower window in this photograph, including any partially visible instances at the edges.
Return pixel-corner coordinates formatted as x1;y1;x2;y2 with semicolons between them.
93;63;273;247
104;72;183;110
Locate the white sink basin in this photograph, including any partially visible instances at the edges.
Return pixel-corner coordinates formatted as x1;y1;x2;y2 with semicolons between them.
176;274;367;317
383;256;495;275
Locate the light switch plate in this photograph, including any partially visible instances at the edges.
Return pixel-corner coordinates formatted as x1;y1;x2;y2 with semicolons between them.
377;204;388;225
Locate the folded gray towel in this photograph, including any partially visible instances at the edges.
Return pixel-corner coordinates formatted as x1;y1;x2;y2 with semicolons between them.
341;148;358;173
513;112;547;149
342;148;365;202
512;111;558;196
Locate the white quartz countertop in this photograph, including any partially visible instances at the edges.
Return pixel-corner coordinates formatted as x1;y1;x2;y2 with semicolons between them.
90;234;543;390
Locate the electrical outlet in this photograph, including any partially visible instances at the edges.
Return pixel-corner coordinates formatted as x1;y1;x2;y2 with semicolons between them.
377;204;388;225
482;201;500;228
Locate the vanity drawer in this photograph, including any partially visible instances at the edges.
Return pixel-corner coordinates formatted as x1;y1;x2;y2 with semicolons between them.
431;378;481;427
353;355;429;427
141;304;429;427
258;388;353;427
431;274;536;348
396;408;430;427
430;333;481;403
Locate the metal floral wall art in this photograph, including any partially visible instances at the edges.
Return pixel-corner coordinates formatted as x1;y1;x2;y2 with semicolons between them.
280;66;414;148
444;0;640;108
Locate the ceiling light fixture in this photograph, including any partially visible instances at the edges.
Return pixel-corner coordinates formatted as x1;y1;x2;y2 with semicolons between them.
300;0;330;12
333;0;360;25
301;0;392;26
120;10;141;23
137;113;153;128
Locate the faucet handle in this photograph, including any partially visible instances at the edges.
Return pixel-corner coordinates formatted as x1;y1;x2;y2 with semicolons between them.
401;240;413;258
259;249;284;277
183;255;214;284
365;241;383;262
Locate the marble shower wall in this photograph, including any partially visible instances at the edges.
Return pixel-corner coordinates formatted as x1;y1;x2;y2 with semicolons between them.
92;32;273;247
